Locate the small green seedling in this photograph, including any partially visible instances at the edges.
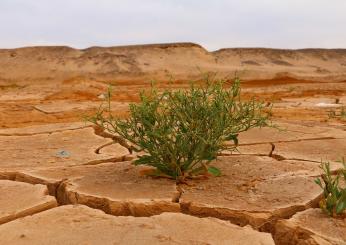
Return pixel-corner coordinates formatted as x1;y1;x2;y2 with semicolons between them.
88;77;271;183
315;159;346;217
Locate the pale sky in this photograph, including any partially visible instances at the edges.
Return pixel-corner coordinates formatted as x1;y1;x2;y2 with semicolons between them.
1;0;346;51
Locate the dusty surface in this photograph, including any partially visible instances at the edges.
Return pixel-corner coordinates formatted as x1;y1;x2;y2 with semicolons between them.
5;153;328;232
15;162;180;216
0;205;275;245
0;127;129;171
179;156;322;230
0;42;346;244
238;121;346;144
274;209;346;245
0;121;90;136
34;101;129;114
0;180;57;224
273;139;346;164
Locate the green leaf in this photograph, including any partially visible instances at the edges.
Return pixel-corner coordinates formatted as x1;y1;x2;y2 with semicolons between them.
336;200;346;214
204;155;216;161
314;178;323;188
336;190;346;214
208;166;221;177
225;134;239;145
134;155;153;165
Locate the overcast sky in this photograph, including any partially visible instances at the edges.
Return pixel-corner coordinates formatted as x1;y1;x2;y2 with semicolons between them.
1;0;345;50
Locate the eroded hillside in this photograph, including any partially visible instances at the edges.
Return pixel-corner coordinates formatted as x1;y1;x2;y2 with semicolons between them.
1;43;346;84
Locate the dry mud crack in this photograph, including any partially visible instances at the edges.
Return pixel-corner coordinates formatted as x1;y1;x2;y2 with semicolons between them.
274;208;346;245
10;155;324;230
0;122;91;136
1;121;345;244
0;205;275;244
178;155;323;231
0;180;57;224
237;122;346;145
273;138;346;164
14;162;181;216
0;127;129;171
34;101;129;114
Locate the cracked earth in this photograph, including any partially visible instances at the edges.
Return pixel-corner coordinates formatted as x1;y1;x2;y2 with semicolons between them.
1;46;346;244
1;93;345;245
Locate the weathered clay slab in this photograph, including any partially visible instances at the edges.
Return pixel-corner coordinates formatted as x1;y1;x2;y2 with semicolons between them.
180;155;322;229
0;90;52;101
274;208;346;245
238;122;346;145
16;162;180;216
272;101;303;108
0;180;57;224
0;127;129;171
274;138;346;163
221;143;273;156
0;205;275;245
282;97;340;104
279;97;342;109
34;101;129;114
0;122;90;136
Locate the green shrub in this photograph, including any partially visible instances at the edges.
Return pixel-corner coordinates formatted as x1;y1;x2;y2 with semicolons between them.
89;77;271;182
315;159;346;217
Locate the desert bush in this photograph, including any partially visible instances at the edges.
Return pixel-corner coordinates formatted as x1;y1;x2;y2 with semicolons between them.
88;77;271;182
315;159;346;217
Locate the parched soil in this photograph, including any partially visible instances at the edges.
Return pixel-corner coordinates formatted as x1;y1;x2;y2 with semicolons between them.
0;43;345;244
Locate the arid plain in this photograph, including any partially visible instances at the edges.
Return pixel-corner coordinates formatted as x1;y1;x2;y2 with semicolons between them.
0;43;345;244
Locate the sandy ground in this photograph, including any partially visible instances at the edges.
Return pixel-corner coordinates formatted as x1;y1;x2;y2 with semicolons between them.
0;43;345;244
